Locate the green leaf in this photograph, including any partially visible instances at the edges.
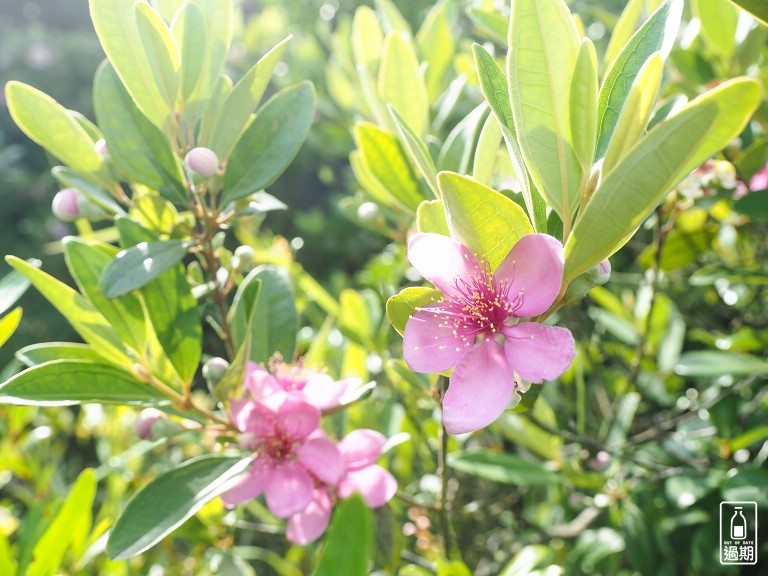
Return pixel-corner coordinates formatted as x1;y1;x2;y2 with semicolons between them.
89;0;169;130
472;112;502;186
447;450;559;485
0;265;35;317
466;7;508;44
375;0;411;36
16;342;106;367
605;392;640;451
674;351;768;377
694;0;739;57
187;0;233;98
134;1;179;111
501;545;552;576
722;468;768;507
232;266;297;364
218;277;261;401
93;62;187;204
602;53;663;175
107;455;251;560
0;308;22;349
734;189;768;222
728;0;768;25
565;79;760;280
223;82;315;204
355;123;425;211
0;360;168;406
378;32;429;136
416;200;450;236
208;36;292;158
570;39;599;172
508;0;582;221
99;240;189;298
0;533;16;576
352;6;385;73
312;495;373;576
389;106;439;197
437;104;487;175
386;287;442;336
596;0;683;159
51;166;123;215
5;82;107;180
603;0;644;69
437;561;473;576
438;171;533;271
5;256;130;368
170;2;206;101
26;469;96;576
735;138;768;180
416;1;455;101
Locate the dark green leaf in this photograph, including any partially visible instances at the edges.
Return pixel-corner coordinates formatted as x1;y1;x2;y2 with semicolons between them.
447;450;559;485
312;495;373;576
728;0;768;26
0;263;37;317
99;240;189;298
16;342;106;367
734;189;768;222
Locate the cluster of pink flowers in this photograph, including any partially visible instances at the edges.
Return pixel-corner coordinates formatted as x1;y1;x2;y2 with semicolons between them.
222;360;397;544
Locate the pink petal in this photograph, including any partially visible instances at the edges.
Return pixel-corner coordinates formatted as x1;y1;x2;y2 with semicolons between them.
286;488;333;545
229;399;275;437
245;363;282;401
503;322;575;383
296;437;345;485
442;338;515;434
407;233;482;298
338;466;397;508
301;375;353;409
338;429;386;471
264;461;314;518
276;395;320;441
494;234;564;318
403;303;472;373
221;461;271;508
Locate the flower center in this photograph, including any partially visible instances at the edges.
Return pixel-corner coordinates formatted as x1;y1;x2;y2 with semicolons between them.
260;431;297;463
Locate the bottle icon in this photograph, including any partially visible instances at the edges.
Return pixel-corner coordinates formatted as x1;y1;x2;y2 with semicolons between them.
731;507;747;540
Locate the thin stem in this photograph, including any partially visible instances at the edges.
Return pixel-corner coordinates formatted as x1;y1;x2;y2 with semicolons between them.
436;375;454;558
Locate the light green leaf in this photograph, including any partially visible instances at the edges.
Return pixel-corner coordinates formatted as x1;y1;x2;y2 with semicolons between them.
171;2;206;101
312;495;373;576
349;150;398;207
602;53;662;175
565;79;759;280
389;106;439;197
223;82;315;204
597;0;683;158
375;0;411;36
152;0;183;22
501;545;552;576
99;240;190;298
16;342;106;367
89;0;169;130
417;1;455;101
355;123;425;211
51;166;124;215
438;171;533;271
0;533;16;576
131;193;179;235
603;0;645;70
5;82;107;180
107;455;251;560
728;0;768;25
197;74;233;147
0;360;168;406
135;2;179;111
0;308;22;349
694;0;739;57
208;36;291;159
437;104;487;175
570;39;599;172
674;351;768;376
466;7;508;44
5;256;130;368
187;0;232;97
378;32;429;136
0;265;35;317
352;5;384;73
508;0;582;221
93;62;187;205
218;277;261;401
605;392;640;451
473;112;502;186
386;287;442;336
447;450;559;485
417;200;450;236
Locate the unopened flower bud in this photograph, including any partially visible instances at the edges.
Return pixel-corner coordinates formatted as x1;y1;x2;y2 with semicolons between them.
233;245;255;271
714;160;737;189
591;450;611;471
94;138;109;159
52;188;81;221
203;357;230;385
564;259;611;302
185;147;219;178
134;408;163;440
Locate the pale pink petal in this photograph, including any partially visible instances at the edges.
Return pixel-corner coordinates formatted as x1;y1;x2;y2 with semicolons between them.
494;234;564;318
264;461;314;518
442;338;515;434
276;396;320;441
228;399;275;437
296;437;345;485
301;374;353;409
286;488;333;545
339;466;397;508
503;322;575;383
221;462;271;508
245;363;282;401
338;429;386;471
407;233;482;298
403;303;472;373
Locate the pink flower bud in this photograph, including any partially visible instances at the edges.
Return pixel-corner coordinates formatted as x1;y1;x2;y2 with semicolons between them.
51;188;82;221
94;138;109;159
134;408;163;440
202;357;230;385
185;147;219;178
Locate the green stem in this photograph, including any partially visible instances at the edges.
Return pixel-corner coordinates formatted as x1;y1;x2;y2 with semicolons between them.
437;375;454;558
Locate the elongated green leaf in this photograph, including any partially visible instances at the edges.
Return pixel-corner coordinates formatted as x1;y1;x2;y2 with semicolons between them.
675;351;768;376
197;74;233;147
417;1;454;101
466;7;508;44
135;1;179;110
508;0;582;221
187;0;232;100
438;104;487;175
597;0;683;158
0;265;35;317
0;360;167;406
89;0;169;130
603;0;644;69
312;495;372;576
0;308;22;349
223;82;315;203
208;36;291;158
389;106;439;197
565;79;759;279
352;5;385;73
378;32;429;136
602;53;662;175
694;0;738;57
417;199;450;236
51;166;124;214
16;342;105;367
438;172;533;270
0;533;16;576
171;2;206;101
473;112;502;185
729;0;768;25
386;287;442;336
5;82;106;179
375;0;411;35
570;39;599;172
5;256;130;368
447;450;559;485
501;545;553;576
99;240;189;298
218;277;261;400
355;123;425;211
107;455;251;560
94;62;187;204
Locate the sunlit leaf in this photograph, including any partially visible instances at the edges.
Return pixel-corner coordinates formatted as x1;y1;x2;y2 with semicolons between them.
99;240;190;298
134;1;179;111
312;495;373;576
447;451;559;485
378;32;429;136
386;287;442;336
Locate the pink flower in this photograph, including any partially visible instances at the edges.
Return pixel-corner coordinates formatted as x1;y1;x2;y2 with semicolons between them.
221;393;345;520
336;430;397;507
245;358;357;410
403;233;575;434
